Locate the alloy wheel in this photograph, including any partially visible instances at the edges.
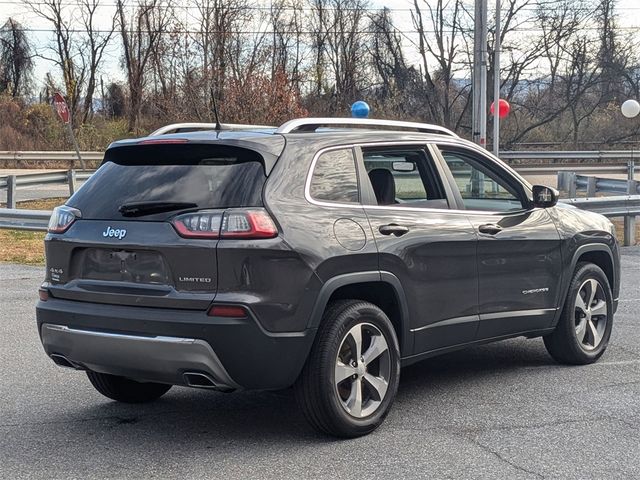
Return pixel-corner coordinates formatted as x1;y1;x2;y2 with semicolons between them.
574;278;608;351
334;323;391;418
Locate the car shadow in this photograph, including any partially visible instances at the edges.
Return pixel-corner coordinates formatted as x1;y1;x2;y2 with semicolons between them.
32;338;556;448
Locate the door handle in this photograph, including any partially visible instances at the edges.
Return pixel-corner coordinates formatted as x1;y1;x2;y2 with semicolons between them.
478;223;503;235
379;224;410;237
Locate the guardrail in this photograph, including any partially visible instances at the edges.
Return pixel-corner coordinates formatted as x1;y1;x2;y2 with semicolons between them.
500;150;640;161
0;151;103;163
557;171;639;197
1;150;639;179
1;149;638;159
0;170;93;208
0;208;52;231
556;170;640;245
560;196;640;245
2;196;637;244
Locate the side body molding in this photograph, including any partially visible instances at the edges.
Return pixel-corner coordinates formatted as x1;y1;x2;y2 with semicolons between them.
306;271;413;356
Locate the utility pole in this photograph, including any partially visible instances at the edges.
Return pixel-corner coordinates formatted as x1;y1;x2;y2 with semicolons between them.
493;0;501;157
472;0;488;148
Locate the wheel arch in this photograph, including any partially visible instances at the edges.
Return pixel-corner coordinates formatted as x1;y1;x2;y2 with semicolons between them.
307;271;412;356
553;243;618;327
572;244;616;294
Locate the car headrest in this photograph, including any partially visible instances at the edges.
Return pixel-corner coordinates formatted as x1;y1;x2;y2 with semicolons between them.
368;169;396;205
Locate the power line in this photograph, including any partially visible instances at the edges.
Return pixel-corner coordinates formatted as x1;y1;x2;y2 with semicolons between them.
3;0;640;12
8;24;640;34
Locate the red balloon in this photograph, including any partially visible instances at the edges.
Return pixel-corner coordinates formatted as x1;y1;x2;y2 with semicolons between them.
490;99;510;119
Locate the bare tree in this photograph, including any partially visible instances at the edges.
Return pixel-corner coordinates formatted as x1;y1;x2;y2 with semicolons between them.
308;0;369;113
270;0;305;92
24;0;113;125
25;0;85;125
77;0;115;123
0;18;33;97
412;0;471;129
193;0;250;119
116;0;171;132
368;8;410;98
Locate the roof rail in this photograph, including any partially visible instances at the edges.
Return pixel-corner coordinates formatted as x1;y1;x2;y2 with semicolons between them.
150;122;275;136
275;117;458;137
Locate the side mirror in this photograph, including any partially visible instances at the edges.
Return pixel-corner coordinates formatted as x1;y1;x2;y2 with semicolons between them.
532;185;559;208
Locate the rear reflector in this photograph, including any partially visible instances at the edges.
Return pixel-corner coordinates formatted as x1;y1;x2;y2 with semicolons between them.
208;305;247;318
172;208;277;239
38;288;49;301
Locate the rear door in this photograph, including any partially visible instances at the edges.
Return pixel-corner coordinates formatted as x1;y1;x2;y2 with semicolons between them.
435;145;563;338
357;145;479;355
45;142;269;309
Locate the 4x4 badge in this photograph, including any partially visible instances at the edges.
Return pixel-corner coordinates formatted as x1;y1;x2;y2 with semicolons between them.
102;226;127;240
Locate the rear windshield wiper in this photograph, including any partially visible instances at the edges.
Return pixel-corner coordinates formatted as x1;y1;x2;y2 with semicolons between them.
119;201;198;217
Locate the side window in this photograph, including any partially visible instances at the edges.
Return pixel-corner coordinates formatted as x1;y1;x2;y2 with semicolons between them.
441;149;524;212
362;148;448;208
309;148;359;203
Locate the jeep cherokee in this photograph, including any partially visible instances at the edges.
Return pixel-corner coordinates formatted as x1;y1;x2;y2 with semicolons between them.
36;117;620;437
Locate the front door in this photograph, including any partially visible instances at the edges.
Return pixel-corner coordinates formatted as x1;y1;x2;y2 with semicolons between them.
436;145;563;339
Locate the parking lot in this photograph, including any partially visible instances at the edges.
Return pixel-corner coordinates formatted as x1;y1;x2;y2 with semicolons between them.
1;249;639;479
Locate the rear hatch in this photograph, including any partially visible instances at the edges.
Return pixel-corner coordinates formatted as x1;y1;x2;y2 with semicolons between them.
44;141;273;309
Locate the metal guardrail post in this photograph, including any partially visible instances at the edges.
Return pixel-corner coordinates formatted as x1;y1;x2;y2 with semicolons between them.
624;160;635;246
568;172;577;198
624;216;636;246
6;175;16;209
67;169;77;196
587;177;597;197
557;171;564;191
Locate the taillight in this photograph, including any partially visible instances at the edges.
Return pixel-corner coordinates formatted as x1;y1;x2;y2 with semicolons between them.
222;209;278;238
48;206;81;233
172;208;277;239
38;287;49;301
172;210;223;238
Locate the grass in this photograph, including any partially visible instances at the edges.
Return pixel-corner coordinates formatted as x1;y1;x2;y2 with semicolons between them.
0;229;46;265
0;197;66;265
2;197;66;210
611;218;640;245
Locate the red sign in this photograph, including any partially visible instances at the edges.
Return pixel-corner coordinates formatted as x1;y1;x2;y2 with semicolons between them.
53;92;70;124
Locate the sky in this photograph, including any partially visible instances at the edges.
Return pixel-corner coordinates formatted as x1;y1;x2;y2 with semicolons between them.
1;0;639;92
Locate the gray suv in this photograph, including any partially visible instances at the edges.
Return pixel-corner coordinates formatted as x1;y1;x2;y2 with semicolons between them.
37;118;620;437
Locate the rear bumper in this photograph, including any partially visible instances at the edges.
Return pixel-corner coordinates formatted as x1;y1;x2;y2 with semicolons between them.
41;324;240;390
36;298;316;390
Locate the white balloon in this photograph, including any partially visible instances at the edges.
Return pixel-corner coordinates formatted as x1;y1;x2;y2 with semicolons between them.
621;99;640;118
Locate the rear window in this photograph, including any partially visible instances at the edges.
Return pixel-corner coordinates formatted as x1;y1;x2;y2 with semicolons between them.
68;144;266;220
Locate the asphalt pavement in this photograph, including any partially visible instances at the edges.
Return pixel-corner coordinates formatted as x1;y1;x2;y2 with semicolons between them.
1;250;639;479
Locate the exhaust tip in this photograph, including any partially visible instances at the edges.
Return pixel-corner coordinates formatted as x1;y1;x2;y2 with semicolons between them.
183;372;219;389
50;354;82;370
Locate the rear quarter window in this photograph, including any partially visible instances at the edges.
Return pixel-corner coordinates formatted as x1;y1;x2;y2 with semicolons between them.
309;148;359;204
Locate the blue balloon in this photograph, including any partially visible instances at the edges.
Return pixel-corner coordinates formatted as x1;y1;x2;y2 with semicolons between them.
351;101;370;118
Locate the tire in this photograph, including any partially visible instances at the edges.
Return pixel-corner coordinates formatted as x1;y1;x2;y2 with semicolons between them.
295;299;401;438
86;371;172;403
544;262;614;365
